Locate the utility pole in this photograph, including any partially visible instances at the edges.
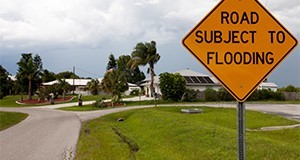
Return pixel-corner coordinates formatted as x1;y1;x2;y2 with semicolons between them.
73;66;75;94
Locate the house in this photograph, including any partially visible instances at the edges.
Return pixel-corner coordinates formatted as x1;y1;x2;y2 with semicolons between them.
141;68;279;96
141;69;222;96
124;83;141;95
258;82;278;92
42;79;99;95
175;69;222;91
42;78;141;96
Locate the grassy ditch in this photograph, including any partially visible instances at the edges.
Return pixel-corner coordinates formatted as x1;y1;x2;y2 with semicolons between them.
75;107;300;160
0;111;28;131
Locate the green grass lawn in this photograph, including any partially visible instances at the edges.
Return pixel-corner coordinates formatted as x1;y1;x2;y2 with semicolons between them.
59;104;103;111
75;107;300;160
0;111;28;131
0;95;25;107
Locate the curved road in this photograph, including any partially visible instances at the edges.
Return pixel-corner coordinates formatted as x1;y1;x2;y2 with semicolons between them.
0;102;299;160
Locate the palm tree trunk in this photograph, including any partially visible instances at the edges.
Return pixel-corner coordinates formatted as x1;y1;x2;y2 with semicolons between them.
28;78;32;100
150;65;154;97
63;90;66;100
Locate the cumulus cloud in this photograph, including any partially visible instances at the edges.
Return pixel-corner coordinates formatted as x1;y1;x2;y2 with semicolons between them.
0;0;299;86
1;0;298;55
0;0;217;53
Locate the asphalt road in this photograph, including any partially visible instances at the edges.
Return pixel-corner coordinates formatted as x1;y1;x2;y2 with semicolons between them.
0;102;299;160
0;108;81;160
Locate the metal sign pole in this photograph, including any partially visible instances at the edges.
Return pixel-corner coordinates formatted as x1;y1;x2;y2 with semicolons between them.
237;102;245;160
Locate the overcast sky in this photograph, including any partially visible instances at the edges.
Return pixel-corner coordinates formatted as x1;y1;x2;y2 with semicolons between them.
0;0;299;87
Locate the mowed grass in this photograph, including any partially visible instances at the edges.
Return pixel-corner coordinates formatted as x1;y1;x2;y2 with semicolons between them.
59;104;102;111
0;95;25;107
0;111;28;131
75;107;300;160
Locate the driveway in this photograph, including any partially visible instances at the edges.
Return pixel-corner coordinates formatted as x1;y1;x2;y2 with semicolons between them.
0;102;299;160
0;107;80;160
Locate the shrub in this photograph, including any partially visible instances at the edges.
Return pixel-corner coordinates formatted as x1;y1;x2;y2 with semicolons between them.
92;100;108;108
181;89;198;102
0;91;3;99
204;88;219;101
159;72;186;101
217;88;235;101
248;89;285;101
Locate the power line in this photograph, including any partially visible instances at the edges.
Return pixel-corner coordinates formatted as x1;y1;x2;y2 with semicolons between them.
76;67;102;77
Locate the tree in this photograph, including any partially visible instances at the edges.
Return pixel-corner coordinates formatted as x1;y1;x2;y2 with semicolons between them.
100;70;128;102
131;41;160;97
0;65;12;99
16;53;43;100
129;67;146;84
106;54;117;71
55;71;79;79
159;72;186;101
57;79;71;99
87;79;100;95
117;55;145;84
283;85;297;92
42;69;56;82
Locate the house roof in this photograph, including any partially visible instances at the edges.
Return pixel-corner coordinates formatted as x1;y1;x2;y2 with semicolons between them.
141;69;220;86
175;69;209;77
43;78;139;88
42;79;100;86
176;69;219;85
260;82;278;88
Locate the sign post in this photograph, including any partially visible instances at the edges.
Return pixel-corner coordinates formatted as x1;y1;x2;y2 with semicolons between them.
237;102;245;160
182;0;298;159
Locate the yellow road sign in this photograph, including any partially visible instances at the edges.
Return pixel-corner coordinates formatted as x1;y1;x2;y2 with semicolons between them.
182;0;298;102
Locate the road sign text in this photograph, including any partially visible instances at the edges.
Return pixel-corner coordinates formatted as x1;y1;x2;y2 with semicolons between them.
207;51;274;65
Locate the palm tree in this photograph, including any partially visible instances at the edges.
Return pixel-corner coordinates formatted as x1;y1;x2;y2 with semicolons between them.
101;70;128;103
87;79;99;95
16;53;43;100
130;41;160;97
58;79;70;100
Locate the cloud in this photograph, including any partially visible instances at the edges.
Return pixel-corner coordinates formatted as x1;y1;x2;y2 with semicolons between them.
0;0;299;86
0;0;219;53
1;0;298;53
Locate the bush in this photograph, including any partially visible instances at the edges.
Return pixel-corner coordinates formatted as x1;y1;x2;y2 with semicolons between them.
204;88;219;101
0;91;3;99
217;88;235;101
92;99;108;108
159;72;186;101
248;89;285;101
181;89;198;102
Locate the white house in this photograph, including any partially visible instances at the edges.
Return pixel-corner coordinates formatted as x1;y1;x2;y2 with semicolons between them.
42;78;140;96
141;69;222;96
42;79;99;95
258;82;278;92
175;69;222;91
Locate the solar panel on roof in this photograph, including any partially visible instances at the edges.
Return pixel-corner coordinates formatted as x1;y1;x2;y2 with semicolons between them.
204;77;214;83
197;76;207;83
191;76;200;83
184;76;194;83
